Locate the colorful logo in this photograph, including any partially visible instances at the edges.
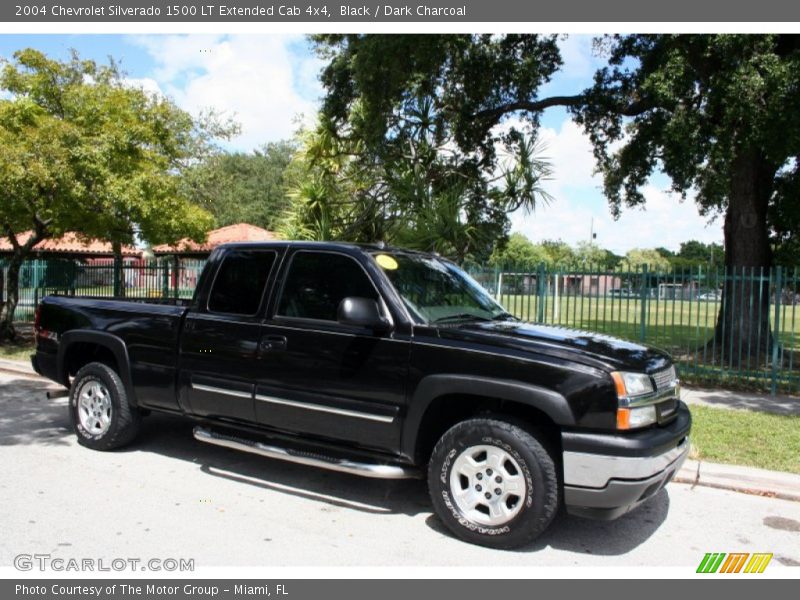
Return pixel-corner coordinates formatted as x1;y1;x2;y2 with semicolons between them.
697;552;773;573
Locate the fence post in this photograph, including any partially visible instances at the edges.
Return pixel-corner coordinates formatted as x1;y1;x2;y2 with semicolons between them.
495;268;503;303
161;259;169;299
771;266;782;397
640;264;648;343
173;255;180;300
537;262;546;324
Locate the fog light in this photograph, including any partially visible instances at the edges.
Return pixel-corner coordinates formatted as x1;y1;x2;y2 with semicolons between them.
617;405;657;430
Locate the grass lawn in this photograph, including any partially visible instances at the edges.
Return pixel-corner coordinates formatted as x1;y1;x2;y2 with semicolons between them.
498;294;800;353
689;405;800;474
495;293;800;393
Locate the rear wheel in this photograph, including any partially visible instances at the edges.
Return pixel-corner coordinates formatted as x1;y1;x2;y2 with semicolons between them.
69;362;140;451
428;417;559;549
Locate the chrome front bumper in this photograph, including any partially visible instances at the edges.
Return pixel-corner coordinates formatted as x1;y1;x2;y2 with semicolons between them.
561;410;691;521
563;436;691;489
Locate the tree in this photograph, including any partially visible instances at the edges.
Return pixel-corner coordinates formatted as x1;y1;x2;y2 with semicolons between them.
309;35;559;261
0;49;233;339
575;35;800;361
0;95;81;338
489;233;549;269
282;97;553;262
622;248;672;272
574;241;609;268
771;178;800;266
673;240;723;268
539;240;576;268
314;34;800;363
186;141;296;231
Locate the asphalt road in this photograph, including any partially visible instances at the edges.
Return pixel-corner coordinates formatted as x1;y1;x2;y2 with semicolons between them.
1;371;798;569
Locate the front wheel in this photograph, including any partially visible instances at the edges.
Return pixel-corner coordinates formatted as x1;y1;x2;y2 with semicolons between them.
428;417;559;549
69;362;140;451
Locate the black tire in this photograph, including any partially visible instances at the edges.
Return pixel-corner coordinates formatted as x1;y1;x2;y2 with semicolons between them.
427;417;559;549
69;362;141;451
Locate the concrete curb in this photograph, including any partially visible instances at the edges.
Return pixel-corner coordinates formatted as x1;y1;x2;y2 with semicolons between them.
675;459;800;502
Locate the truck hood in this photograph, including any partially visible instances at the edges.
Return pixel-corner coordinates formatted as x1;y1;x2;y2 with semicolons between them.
437;320;672;373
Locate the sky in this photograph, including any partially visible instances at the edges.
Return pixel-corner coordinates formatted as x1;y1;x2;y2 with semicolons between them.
0;34;725;255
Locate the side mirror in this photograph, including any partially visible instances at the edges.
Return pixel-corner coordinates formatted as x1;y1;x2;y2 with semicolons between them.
337;297;392;333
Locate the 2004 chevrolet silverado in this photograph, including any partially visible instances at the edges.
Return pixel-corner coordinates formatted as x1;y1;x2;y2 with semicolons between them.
32;241;690;548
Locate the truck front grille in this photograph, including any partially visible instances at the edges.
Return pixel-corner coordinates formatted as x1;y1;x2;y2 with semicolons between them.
652;365;678;391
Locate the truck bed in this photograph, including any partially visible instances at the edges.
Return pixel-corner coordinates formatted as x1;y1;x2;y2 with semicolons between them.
35;295;191;411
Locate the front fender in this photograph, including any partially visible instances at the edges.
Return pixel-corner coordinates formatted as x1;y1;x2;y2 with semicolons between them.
401;374;575;460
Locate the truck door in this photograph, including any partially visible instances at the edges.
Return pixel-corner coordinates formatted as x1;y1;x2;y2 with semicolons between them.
253;249;410;453
178;248;279;422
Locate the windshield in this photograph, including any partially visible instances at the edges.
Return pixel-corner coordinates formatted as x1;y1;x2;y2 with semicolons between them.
371;252;512;324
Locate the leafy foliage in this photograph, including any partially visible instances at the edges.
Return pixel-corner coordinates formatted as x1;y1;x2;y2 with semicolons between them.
185;141;296;231
0;48;234;337
303;35;562;261
673;240;724;268
622;248;672;271
282;100;553;262
488;233;549;269
574;35;800;266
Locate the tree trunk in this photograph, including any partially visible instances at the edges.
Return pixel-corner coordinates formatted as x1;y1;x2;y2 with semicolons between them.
713;149;776;367
0;253;24;342
112;241;125;298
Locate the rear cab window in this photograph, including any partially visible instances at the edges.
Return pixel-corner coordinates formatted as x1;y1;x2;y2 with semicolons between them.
207;249;277;316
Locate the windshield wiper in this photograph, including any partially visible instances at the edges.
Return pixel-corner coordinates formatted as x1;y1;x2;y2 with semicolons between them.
432;313;492;324
491;311;518;321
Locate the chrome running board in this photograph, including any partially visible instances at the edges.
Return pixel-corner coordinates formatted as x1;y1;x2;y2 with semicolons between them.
193;426;420;480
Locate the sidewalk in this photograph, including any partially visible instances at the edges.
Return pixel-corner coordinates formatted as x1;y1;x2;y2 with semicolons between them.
1;356;797;501
682;385;800;416
0;357;37;378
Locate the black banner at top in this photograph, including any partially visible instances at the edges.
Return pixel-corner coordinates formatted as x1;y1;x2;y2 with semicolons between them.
3;0;800;22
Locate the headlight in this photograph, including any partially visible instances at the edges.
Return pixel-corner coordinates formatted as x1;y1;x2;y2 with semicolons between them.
616;405;657;430
611;371;654;398
611;371;657;430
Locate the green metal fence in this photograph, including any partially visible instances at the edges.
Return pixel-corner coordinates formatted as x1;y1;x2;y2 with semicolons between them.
469;264;800;396
1;257;207;321
4;257;800;395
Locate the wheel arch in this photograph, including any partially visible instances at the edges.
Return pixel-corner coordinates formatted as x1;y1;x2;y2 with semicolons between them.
402;375;574;465
58;331;138;407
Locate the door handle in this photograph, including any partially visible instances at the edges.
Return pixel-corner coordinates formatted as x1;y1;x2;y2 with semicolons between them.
259;335;287;352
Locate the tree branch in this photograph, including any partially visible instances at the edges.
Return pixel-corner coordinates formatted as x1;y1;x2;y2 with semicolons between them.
470;94;654;127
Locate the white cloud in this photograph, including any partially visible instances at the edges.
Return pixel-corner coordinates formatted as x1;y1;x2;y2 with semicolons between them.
556;35;598;81
123;77;163;97
511;118;724;255
132;35;323;150
538;119;599;192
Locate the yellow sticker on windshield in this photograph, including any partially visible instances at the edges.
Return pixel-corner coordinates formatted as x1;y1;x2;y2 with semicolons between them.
375;254;398;270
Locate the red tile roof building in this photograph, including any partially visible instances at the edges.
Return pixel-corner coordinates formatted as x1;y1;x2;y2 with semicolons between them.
0;231;140;257
0;224;279;258
151;223;279;255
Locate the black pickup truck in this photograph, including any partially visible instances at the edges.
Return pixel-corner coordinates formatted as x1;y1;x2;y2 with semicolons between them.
32;241;690;549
